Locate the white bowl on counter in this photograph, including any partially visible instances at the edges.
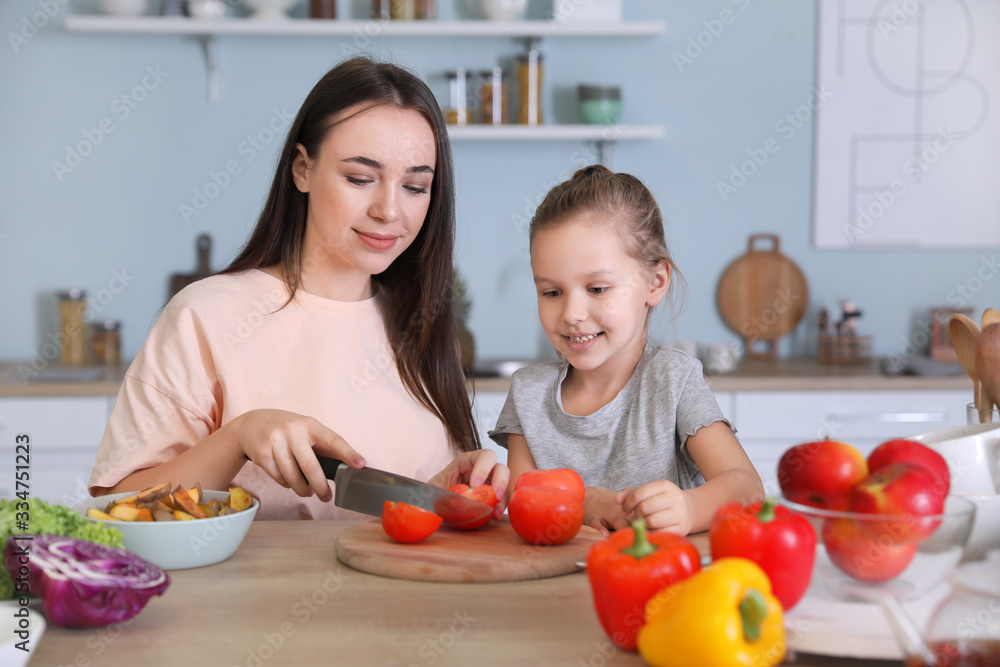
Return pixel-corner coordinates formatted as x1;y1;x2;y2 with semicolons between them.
77;490;259;570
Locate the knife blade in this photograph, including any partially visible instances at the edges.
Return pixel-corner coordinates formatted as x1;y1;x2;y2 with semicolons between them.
315;456;493;528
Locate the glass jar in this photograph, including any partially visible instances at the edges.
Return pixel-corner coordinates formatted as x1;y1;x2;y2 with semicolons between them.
478;67;508;125
92;320;122;365
310;0;336;18
58;289;87;366
516;49;543;125
445;68;470;126
373;0;416;19
415;0;435;19
910;552;1000;666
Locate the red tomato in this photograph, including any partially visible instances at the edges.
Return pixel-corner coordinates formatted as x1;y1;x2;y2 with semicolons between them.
508;486;584;546
381;501;443;544
447;484;498;531
514;468;585;500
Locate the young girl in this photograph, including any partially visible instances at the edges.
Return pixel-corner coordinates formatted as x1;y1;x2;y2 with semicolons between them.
490;165;762;536
89;57;507;519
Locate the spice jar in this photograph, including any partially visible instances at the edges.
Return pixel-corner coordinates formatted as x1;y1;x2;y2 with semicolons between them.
516;48;543;125
478;67;508;125
92;320;122;365
445;68;470;126
310;0;335;18
415;0;435;19
58;289;88;366
373;0;416;19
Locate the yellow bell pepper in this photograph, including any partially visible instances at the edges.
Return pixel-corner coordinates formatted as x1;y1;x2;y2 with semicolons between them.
637;557;786;667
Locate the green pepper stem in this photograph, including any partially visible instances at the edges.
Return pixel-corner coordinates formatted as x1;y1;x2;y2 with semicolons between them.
756;497;776;524
620;518;658;559
739;589;768;642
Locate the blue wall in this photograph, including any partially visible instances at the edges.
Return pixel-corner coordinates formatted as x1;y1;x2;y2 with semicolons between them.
2;0;997;367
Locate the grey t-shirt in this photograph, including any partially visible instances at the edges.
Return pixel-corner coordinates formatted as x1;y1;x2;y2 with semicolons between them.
488;345;732;490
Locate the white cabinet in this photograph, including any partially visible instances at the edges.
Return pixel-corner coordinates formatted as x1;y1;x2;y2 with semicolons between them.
0;397;110;505
471;391;509;466
732;390;970;495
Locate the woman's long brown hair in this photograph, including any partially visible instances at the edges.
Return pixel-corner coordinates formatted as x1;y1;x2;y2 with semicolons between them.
223;57;479;454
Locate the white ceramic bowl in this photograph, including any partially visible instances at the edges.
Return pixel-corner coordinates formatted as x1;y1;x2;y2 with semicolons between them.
956;493;1000;561
97;0;149;15
0;605;45;667
243;0;298;20
77;490;258;570
909;422;1000;495
477;0;528;21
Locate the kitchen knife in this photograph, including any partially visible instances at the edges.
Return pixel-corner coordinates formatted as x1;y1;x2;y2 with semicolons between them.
315;456;493;528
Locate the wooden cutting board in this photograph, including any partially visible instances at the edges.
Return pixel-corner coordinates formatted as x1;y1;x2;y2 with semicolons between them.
335;519;604;583
716;234;808;359
169;233;213;298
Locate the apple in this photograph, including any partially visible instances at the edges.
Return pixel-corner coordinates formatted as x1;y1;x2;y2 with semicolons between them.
822;517;919;583
867;439;950;499
778;440;869;510
850;462;944;541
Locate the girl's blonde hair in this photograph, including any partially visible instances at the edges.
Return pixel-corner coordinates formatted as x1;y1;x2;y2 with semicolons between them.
529;165;686;318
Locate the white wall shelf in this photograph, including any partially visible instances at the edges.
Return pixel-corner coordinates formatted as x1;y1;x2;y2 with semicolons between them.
63;16;665;38
62;15;666;165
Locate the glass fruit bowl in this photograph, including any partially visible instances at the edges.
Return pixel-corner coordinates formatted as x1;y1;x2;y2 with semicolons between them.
780;495;975;602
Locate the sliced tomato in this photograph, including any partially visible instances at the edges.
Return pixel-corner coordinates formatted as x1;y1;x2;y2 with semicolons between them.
447;484;498;530
514;468;585;501
508;486;584;546
381;501;443;543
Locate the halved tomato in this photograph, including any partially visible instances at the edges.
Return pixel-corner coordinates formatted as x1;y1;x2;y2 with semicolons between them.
381;501;443;543
447;484;498;530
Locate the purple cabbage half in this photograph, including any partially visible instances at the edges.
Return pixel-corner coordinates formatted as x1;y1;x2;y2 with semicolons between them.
4;534;170;628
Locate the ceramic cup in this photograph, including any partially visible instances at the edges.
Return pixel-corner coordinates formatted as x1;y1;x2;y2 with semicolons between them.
704;342;742;375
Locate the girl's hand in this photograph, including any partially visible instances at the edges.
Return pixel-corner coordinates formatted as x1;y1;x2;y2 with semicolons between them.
428;450;510;519
617;481;696;536
584;486;630;536
233;409;365;501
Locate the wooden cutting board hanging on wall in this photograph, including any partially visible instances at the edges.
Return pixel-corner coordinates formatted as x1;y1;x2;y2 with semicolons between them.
716;234;809;359
169;233;213;298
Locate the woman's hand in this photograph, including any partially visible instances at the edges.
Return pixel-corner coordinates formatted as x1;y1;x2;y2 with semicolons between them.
584;486;630;536
232;409;366;501
428;450;510;519
617;480;696;536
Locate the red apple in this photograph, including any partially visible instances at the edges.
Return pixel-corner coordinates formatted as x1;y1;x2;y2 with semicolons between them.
778;440;869;510
822;517;919;583
867;439;950;499
850;462;944;541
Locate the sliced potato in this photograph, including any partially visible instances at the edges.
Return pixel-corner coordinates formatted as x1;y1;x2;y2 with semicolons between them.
153;510;176;522
134;508;153;522
109;504;142;521
228;486;253;512
174;510;197;521
134;482;171;504
197;502;217;518
87;508;118;521
172;488;206;518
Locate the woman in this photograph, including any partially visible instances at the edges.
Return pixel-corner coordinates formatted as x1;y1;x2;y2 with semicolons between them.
89;57;508;519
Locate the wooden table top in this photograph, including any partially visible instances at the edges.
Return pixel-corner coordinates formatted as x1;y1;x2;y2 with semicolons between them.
27;521;902;667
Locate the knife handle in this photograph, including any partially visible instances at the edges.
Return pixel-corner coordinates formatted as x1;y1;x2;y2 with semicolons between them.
315;455;344;480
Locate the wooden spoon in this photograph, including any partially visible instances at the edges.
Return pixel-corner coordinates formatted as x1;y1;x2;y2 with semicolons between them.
976;323;1000;424
949;313;983;421
984;308;1000;328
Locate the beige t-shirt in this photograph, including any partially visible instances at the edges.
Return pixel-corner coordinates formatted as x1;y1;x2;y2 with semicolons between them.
89;269;456;519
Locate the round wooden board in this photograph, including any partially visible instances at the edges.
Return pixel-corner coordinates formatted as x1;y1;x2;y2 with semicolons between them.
716;234;808;357
335;519;605;583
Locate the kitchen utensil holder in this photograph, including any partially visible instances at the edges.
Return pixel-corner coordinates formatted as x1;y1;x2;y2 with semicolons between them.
818;334;873;365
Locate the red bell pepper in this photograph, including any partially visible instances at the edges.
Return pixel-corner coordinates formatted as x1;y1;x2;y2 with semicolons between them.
709;497;816;610
586;518;701;651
